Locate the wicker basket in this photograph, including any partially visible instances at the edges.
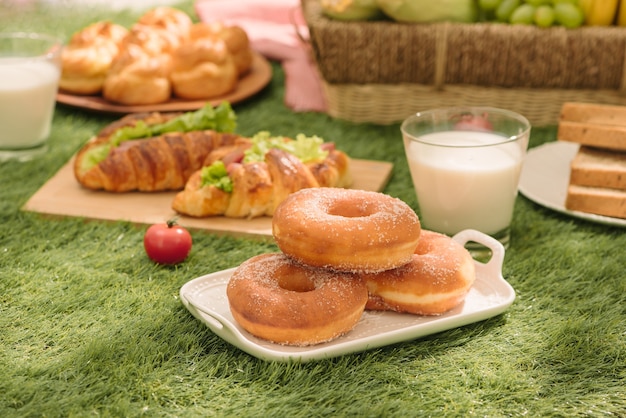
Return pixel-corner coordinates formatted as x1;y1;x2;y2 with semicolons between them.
303;0;626;125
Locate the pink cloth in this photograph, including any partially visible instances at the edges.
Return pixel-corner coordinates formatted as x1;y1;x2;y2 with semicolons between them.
195;0;327;112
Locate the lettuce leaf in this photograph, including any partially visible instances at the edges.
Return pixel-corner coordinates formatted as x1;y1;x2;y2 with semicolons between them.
243;131;328;163
200;161;233;192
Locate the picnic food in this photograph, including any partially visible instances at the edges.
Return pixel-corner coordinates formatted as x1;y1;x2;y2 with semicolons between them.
568;146;626;191
143;219;192;265
558;102;626;219
74;103;238;192
272;188;422;273
225;190;478;346
169;22;253;100
60;7;254;105
361;230;476;315
60;21;129;95
172;133;352;218
226;253;368;346
170;26;238;100
565;185;626;219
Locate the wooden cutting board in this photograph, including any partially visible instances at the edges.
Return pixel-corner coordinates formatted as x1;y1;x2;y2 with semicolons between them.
23;158;394;239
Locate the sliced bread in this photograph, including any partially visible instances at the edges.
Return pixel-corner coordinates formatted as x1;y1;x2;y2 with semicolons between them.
558;102;626;151
565;184;626;219
569;146;626;191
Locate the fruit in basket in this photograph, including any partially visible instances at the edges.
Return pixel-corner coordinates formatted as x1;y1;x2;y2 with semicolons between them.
478;0;503;11
579;0;619;25
619;0;626;25
478;0;585;27
534;4;556;26
510;3;536;23
496;0;521;21
376;0;479;23
554;2;585;27
321;0;383;20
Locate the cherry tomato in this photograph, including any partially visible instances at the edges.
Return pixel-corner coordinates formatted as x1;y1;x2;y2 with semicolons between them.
144;219;192;265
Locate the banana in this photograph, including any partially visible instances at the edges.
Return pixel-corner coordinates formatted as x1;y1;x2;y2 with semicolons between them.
618;0;626;25
580;0;619;25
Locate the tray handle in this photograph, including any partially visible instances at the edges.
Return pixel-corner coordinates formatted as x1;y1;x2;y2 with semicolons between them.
183;292;229;331
452;229;505;278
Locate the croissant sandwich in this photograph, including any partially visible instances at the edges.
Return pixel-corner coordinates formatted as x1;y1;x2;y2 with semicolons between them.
73;102;238;192
172;131;352;218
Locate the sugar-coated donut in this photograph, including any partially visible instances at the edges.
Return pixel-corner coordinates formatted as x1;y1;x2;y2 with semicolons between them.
226;253;368;346
272;188;421;273
362;230;476;315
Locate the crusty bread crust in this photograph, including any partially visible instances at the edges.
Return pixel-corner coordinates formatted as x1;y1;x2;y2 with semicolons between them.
569;146;626;191
565;184;626;219
558;102;626;151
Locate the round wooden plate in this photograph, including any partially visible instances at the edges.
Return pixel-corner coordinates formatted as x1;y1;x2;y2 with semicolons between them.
56;52;272;114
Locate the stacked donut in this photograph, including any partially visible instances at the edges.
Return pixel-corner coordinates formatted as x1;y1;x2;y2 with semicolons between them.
226;188;477;346
60;7;253;105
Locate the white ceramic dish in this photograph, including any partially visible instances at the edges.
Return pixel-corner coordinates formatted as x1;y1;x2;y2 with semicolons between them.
519;141;626;228
180;230;516;362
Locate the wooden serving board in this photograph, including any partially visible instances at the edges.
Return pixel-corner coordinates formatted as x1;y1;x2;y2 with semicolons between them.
23;158;394;239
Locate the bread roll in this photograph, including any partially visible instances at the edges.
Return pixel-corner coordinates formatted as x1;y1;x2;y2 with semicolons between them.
102;43;172;105
60;21;128;94
170;31;238;100
191;22;253;76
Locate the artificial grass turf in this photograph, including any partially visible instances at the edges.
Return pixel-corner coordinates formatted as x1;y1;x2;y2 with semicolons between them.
1;2;626;417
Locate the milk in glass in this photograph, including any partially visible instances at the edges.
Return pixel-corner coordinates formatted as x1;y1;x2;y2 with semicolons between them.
405;130;524;236
0;58;60;149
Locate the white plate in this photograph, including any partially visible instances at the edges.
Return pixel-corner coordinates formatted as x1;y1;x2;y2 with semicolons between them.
180;230;516;362
519;141;626;228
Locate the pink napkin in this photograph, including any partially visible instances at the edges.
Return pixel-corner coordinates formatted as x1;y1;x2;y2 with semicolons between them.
194;0;327;112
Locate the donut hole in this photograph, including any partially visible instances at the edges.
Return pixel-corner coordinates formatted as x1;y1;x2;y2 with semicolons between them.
277;272;315;293
326;199;376;218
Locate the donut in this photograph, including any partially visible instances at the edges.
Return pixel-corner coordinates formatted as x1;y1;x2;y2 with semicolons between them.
362;230;476;315
226;253;368;346
272;188;421;273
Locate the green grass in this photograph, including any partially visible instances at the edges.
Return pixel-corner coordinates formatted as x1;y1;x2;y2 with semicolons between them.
1;1;625;417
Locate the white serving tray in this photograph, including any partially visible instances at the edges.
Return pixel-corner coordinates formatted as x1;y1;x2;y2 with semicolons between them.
180;229;515;362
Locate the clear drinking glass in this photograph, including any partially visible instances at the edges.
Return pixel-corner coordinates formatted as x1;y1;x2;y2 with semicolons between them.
401;107;531;255
0;32;63;162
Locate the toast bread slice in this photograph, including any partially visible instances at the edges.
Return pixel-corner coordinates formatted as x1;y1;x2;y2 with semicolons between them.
565;184;626;219
558;102;626;151
569;146;626;191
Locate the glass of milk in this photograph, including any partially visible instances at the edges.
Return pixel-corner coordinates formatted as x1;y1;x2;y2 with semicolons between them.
0;32;63;162
401;107;530;254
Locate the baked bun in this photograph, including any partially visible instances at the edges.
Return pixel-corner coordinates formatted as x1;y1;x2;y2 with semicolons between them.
137;6;193;40
170;28;238;100
119;24;181;59
60;21;128;94
102;44;172;105
191;22;253;76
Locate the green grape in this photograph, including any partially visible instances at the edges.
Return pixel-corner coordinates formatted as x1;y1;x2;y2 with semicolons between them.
553;2;584;27
534;4;555;27
551;0;579;4
524;0;550;6
479;0;503;11
496;0;521;21
510;4;536;24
